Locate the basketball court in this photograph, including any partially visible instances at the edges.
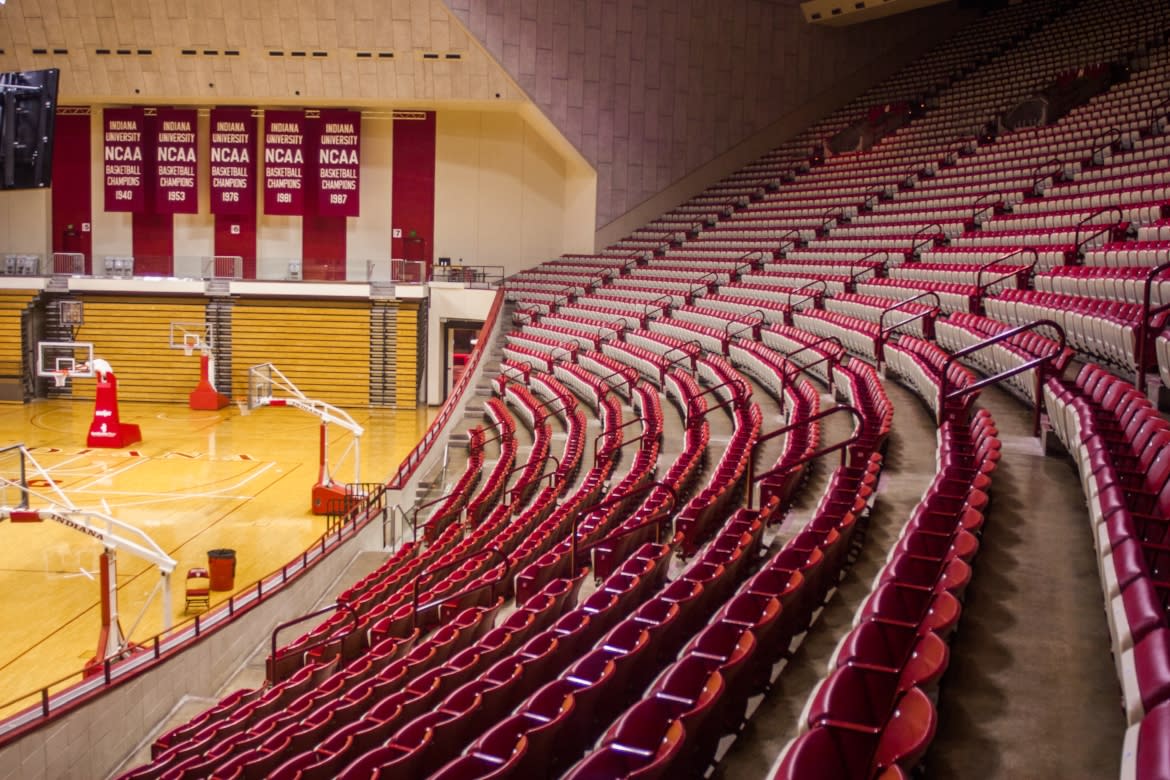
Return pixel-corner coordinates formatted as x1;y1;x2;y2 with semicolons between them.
0;394;434;714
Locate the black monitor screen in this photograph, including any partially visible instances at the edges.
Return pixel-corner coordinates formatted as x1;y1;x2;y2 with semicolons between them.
0;68;59;190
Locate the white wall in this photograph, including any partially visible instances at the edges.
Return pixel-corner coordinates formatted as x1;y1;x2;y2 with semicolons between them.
347;116;394;280
172;111;215;266
89;108;133;261
425;283;499;405
434;110;596;278
0;188;51;256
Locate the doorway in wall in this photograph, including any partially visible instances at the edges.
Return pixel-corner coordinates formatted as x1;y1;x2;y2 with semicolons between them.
443;320;484;400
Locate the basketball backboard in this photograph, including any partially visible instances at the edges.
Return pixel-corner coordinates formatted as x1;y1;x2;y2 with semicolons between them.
37;341;95;387
169;321;209;357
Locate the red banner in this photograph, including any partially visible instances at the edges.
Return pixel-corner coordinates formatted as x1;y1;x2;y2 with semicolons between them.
316;110;360;217
153;108;198;214
210;108;256;215
263;110;305;215
103;107;146;212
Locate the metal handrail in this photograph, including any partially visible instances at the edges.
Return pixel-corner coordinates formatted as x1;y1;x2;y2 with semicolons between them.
643;294;674;320
747;404;863;510
878;291;941;340
819;208;842;235
687;271;721;302
975;247;1039;296
685;378;750;426
910;223;944;259
1089;128;1122;165
1135;261;1170;393
267;600;359;683
938;319;1066;434
412;546;509;627
735;249;767;275
1073;206;1124;258
552;284;578;312
724;310;765;343
861;187;885;211
502;455;560;508
852;250;889;280
1149;95;1170;134
971;191;1006;225
548;343;578;366
569;480;679;573
525;390;569;424
512;308;538;327
776;229;803;256
876;292;942;368
595;365;636;397
594;417;652;467
661;339;702;374
787;278;828;311
785;334;845;365
1029;157;1063;194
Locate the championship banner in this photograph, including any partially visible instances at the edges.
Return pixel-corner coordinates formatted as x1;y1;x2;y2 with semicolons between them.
263;110;305;215
154;108;198;213
103;107;146;212
209;108;256;215
315;109;360;217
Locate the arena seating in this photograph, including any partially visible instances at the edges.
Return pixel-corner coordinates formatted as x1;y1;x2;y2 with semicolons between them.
116;0;1170;776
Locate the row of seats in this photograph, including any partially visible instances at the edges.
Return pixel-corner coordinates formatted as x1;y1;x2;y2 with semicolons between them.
1044;364;1170;779
775;408;999;778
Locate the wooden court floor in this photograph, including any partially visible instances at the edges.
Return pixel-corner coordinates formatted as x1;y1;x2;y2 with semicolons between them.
0;397;434;713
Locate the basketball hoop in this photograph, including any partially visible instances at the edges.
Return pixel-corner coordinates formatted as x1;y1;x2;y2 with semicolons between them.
183;334;200;357
51;370;68;388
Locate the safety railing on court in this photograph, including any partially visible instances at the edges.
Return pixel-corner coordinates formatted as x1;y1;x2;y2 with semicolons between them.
0;473;394;745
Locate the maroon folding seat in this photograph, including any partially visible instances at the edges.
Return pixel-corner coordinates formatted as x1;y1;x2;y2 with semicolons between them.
1117;577;1167;652
1123;699;1170;780
870;684;937;773
650;656;726;766
682;620;758;732
509;681;577;774
1126;628;1170;726
773;725;875;779
834;618;948;692
564;715;685;779
804;663;911;732
859;582;961;640
881;550;973;598
718;591;788;690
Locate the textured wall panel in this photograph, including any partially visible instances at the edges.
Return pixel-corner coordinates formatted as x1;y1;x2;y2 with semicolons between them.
447;0;959;228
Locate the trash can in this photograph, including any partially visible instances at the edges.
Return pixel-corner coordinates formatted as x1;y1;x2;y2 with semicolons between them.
207;549;237;591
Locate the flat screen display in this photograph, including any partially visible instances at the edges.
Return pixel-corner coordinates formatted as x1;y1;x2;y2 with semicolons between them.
0;68;59;190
